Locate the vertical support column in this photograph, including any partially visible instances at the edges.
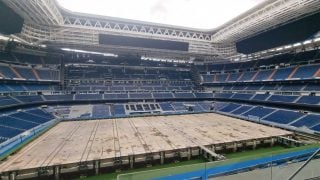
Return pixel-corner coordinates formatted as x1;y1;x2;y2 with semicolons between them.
252;140;257;150
203;150;207;159
233;143;237;152
160;151;164;165
208;154;213;162
54;166;60;180
94;161;100;175
129;155;134;169
271;138;275;147
211;145;215;152
9;172;16;180
187;147;191;160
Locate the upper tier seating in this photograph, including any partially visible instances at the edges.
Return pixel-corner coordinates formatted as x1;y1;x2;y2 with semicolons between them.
0;84;55;92
291;64;320;79
198;49;320;73
272;67;294;80
200;63;320;84
15;67;36;80
0;65;17;79
0;63;59;81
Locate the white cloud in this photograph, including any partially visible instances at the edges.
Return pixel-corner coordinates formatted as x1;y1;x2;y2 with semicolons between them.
57;0;264;29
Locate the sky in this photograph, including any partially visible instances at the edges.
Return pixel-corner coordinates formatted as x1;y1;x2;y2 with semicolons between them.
57;0;265;29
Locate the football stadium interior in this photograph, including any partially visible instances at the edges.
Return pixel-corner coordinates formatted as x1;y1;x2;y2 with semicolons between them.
0;0;320;179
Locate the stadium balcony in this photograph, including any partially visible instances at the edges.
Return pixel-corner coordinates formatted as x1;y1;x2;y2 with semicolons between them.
75;94;103;100
44;94;74;101
0;84;57;93
267;95;299;103
254;69;273;81
129;92;153;99
231;93;253;100
173;92;195;98
200;63;320;84
198;49;320;73
0;63;59;82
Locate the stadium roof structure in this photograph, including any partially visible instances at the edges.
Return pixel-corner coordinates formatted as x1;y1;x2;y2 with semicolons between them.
2;0;320;61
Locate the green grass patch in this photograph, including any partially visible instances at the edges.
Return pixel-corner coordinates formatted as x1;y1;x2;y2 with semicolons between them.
78;157;207;180
78;143;320;180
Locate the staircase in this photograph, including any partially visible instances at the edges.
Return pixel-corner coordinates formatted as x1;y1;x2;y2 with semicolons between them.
9;66;23;79
251;70;260;81
288;66;299;79
190;65;202;85
268;69;277;80
32;68;40;80
313;67;320;78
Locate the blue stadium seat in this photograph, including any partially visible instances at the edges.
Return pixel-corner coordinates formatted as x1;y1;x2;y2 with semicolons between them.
231;93;253;100
254;70;273;81
296;96;320;105
0;126;23;139
0;96;19;107
92;105;111;118
243;106;275;118
290;114;320;128
231;105;253;115
251;94;270;101
15;67;36;80
75;94;103;100
291;64;320;79
129;93;152;99
0;116;39;130
214;93;234;99
219;103;241;113
174;93;195;98
160;102;174;111
272;67;294;80
0;65;17;79
104;93;128;99
227;73;240;81
113;104;126;116
194;92;213;98
268;95;298;103
153;92;174;99
44;94;74;101
264;110;304;124
239;71;256;81
15;95;43;103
